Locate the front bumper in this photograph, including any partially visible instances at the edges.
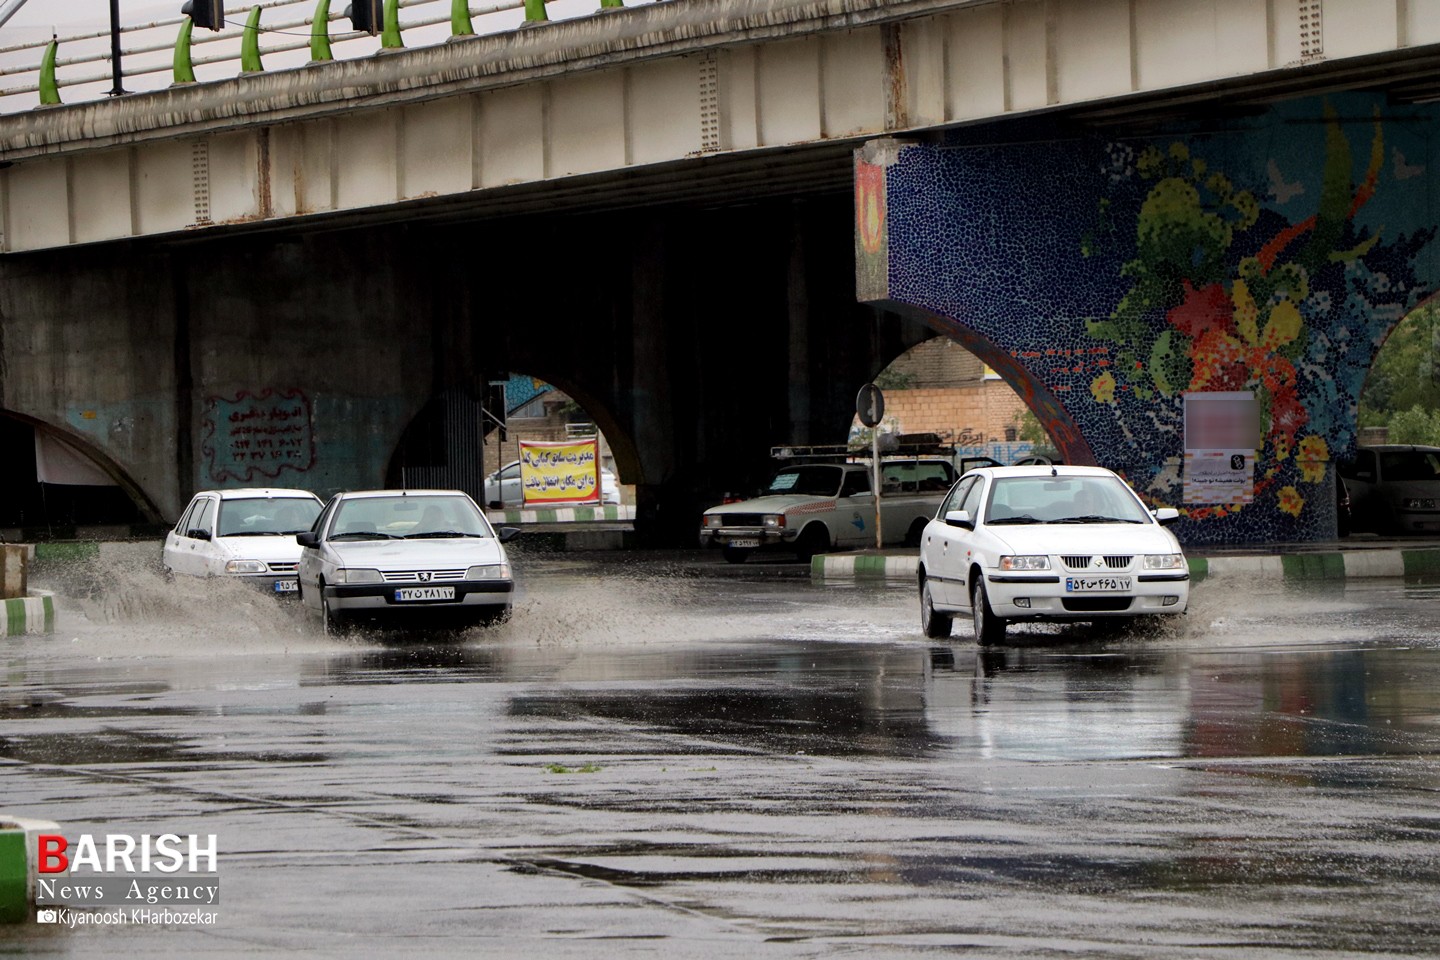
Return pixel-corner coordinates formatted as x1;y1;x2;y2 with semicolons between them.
982;569;1189;618
699;527;796;548
324;580;514;612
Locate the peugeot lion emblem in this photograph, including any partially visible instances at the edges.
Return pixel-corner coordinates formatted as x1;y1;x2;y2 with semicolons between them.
417;571;433;582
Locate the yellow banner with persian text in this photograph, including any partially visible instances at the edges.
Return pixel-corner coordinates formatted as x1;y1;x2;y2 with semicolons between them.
519;440;601;505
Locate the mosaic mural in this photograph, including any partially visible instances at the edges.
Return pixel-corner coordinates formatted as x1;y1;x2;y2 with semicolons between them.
858;94;1440;544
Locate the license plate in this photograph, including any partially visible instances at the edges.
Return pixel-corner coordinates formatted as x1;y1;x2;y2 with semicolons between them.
1066;576;1131;592
394;587;456;602
273;579;298;593
728;538;761;548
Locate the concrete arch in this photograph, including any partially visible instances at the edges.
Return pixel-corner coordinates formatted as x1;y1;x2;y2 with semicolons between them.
0;409;164;526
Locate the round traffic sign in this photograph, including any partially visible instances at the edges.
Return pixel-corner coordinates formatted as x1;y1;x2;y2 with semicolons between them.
856;383;885;427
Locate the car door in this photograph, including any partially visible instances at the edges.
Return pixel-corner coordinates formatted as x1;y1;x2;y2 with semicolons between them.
163;497;202;574
837;469;875;547
500;462;523;506
924;476;977;604
190;497;221;575
298;496;338;608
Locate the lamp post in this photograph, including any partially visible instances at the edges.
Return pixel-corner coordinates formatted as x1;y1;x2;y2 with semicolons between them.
108;0;126;96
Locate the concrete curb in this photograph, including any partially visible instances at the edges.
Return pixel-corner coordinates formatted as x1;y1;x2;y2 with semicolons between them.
0;592;54;637
486;505;635;524
812;549;1440;583
1;816;61;923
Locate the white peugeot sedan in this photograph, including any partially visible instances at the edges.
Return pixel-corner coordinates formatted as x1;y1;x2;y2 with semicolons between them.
163;488;324;595
918;465;1188;644
296;489;518;634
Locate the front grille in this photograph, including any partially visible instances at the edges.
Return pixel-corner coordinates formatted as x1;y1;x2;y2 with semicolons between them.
267;562;298;574
1062;597;1133;612
717;514;765;526
1062;555;1132;570
380;569;466;583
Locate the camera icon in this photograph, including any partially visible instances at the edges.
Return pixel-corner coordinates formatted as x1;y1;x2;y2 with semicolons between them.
36;909;58;924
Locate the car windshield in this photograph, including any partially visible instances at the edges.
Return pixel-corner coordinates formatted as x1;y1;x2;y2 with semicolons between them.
330;495;490;540
766;465;845;497
216;497;321;537
1380;450;1440;482
984;476;1150;525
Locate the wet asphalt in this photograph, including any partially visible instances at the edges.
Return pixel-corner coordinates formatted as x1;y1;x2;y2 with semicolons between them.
3;548;1440;957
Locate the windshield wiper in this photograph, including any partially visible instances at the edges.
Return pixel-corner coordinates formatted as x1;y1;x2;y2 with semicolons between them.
986;515;1042;525
329;531;401;540
1050;515;1142;524
220;531;275;537
405;531;484;539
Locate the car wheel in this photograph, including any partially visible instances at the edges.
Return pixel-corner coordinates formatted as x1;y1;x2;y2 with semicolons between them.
920;576;953;639
321;588;345;637
478;606;511;626
971;579;1006;646
903;519;927;549
722;546;753;565
795;524;830;562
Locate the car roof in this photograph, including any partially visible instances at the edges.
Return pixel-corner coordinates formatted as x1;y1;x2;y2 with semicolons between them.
198;488;321;500
968;465;1119;479
334;489;474;500
1359;444;1440;453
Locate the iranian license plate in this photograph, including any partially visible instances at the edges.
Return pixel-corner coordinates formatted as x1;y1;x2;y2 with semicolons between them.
728;538;761;549
273;579;298;593
395;586;456;602
1066;576;1131;592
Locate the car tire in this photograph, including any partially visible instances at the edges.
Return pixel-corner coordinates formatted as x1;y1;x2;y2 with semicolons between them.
722;546;753;565
795;524;830;563
920;576;953;639
904;519;928;549
971;579;1006;646
321;588;345;637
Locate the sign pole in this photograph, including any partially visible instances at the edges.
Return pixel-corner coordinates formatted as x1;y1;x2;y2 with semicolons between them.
855;383;886;551
872;425;882;549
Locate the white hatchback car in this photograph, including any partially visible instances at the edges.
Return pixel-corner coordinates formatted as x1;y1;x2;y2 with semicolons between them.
918;465;1188;644
163;488;324;595
296;489;518;633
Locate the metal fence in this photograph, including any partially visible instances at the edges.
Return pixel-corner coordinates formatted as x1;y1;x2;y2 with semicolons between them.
0;0;652;113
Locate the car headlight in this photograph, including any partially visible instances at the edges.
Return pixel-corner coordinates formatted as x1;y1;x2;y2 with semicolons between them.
333;568;381;584
224;559;267;575
466;563;512;580
762;514;784;529
999;555;1050;571
1143;553;1186;570
703;515;724;529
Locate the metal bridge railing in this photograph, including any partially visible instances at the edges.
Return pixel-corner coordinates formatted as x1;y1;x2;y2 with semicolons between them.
0;0;655;114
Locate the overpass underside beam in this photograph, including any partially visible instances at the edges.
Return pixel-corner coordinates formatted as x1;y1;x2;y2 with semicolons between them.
3;0;1439;252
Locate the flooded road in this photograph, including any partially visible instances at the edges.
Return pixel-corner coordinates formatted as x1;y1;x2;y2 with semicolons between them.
4;551;1440;957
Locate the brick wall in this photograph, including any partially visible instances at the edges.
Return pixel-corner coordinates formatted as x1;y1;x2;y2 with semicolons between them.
885;338;987;388
862;380;1031;446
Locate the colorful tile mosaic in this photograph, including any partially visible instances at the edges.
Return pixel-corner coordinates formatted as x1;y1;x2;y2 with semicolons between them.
858;94;1440;545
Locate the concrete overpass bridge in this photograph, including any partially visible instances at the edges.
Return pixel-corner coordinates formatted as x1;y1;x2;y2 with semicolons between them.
1;0;1438;544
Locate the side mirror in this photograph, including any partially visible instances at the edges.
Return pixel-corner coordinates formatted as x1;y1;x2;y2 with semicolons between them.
1152;507;1180;526
498;526;521;543
189;529;211;541
295;531;319;547
944;509;973;529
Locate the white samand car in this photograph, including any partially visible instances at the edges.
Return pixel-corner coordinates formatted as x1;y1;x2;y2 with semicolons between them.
918;465;1189;644
297;489;519;633
163;488;324;595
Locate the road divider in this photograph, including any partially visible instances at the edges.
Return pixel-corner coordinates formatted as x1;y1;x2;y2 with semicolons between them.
1;592;54;637
814;548;1440;584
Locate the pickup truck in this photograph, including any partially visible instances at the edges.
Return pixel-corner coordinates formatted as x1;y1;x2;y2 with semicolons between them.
699;457;956;563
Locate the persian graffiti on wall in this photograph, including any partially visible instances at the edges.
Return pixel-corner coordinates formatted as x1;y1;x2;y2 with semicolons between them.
868;93;1439;543
201;389;315;484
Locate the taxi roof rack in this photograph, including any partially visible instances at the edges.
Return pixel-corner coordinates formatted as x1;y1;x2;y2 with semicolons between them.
771;432;955;460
